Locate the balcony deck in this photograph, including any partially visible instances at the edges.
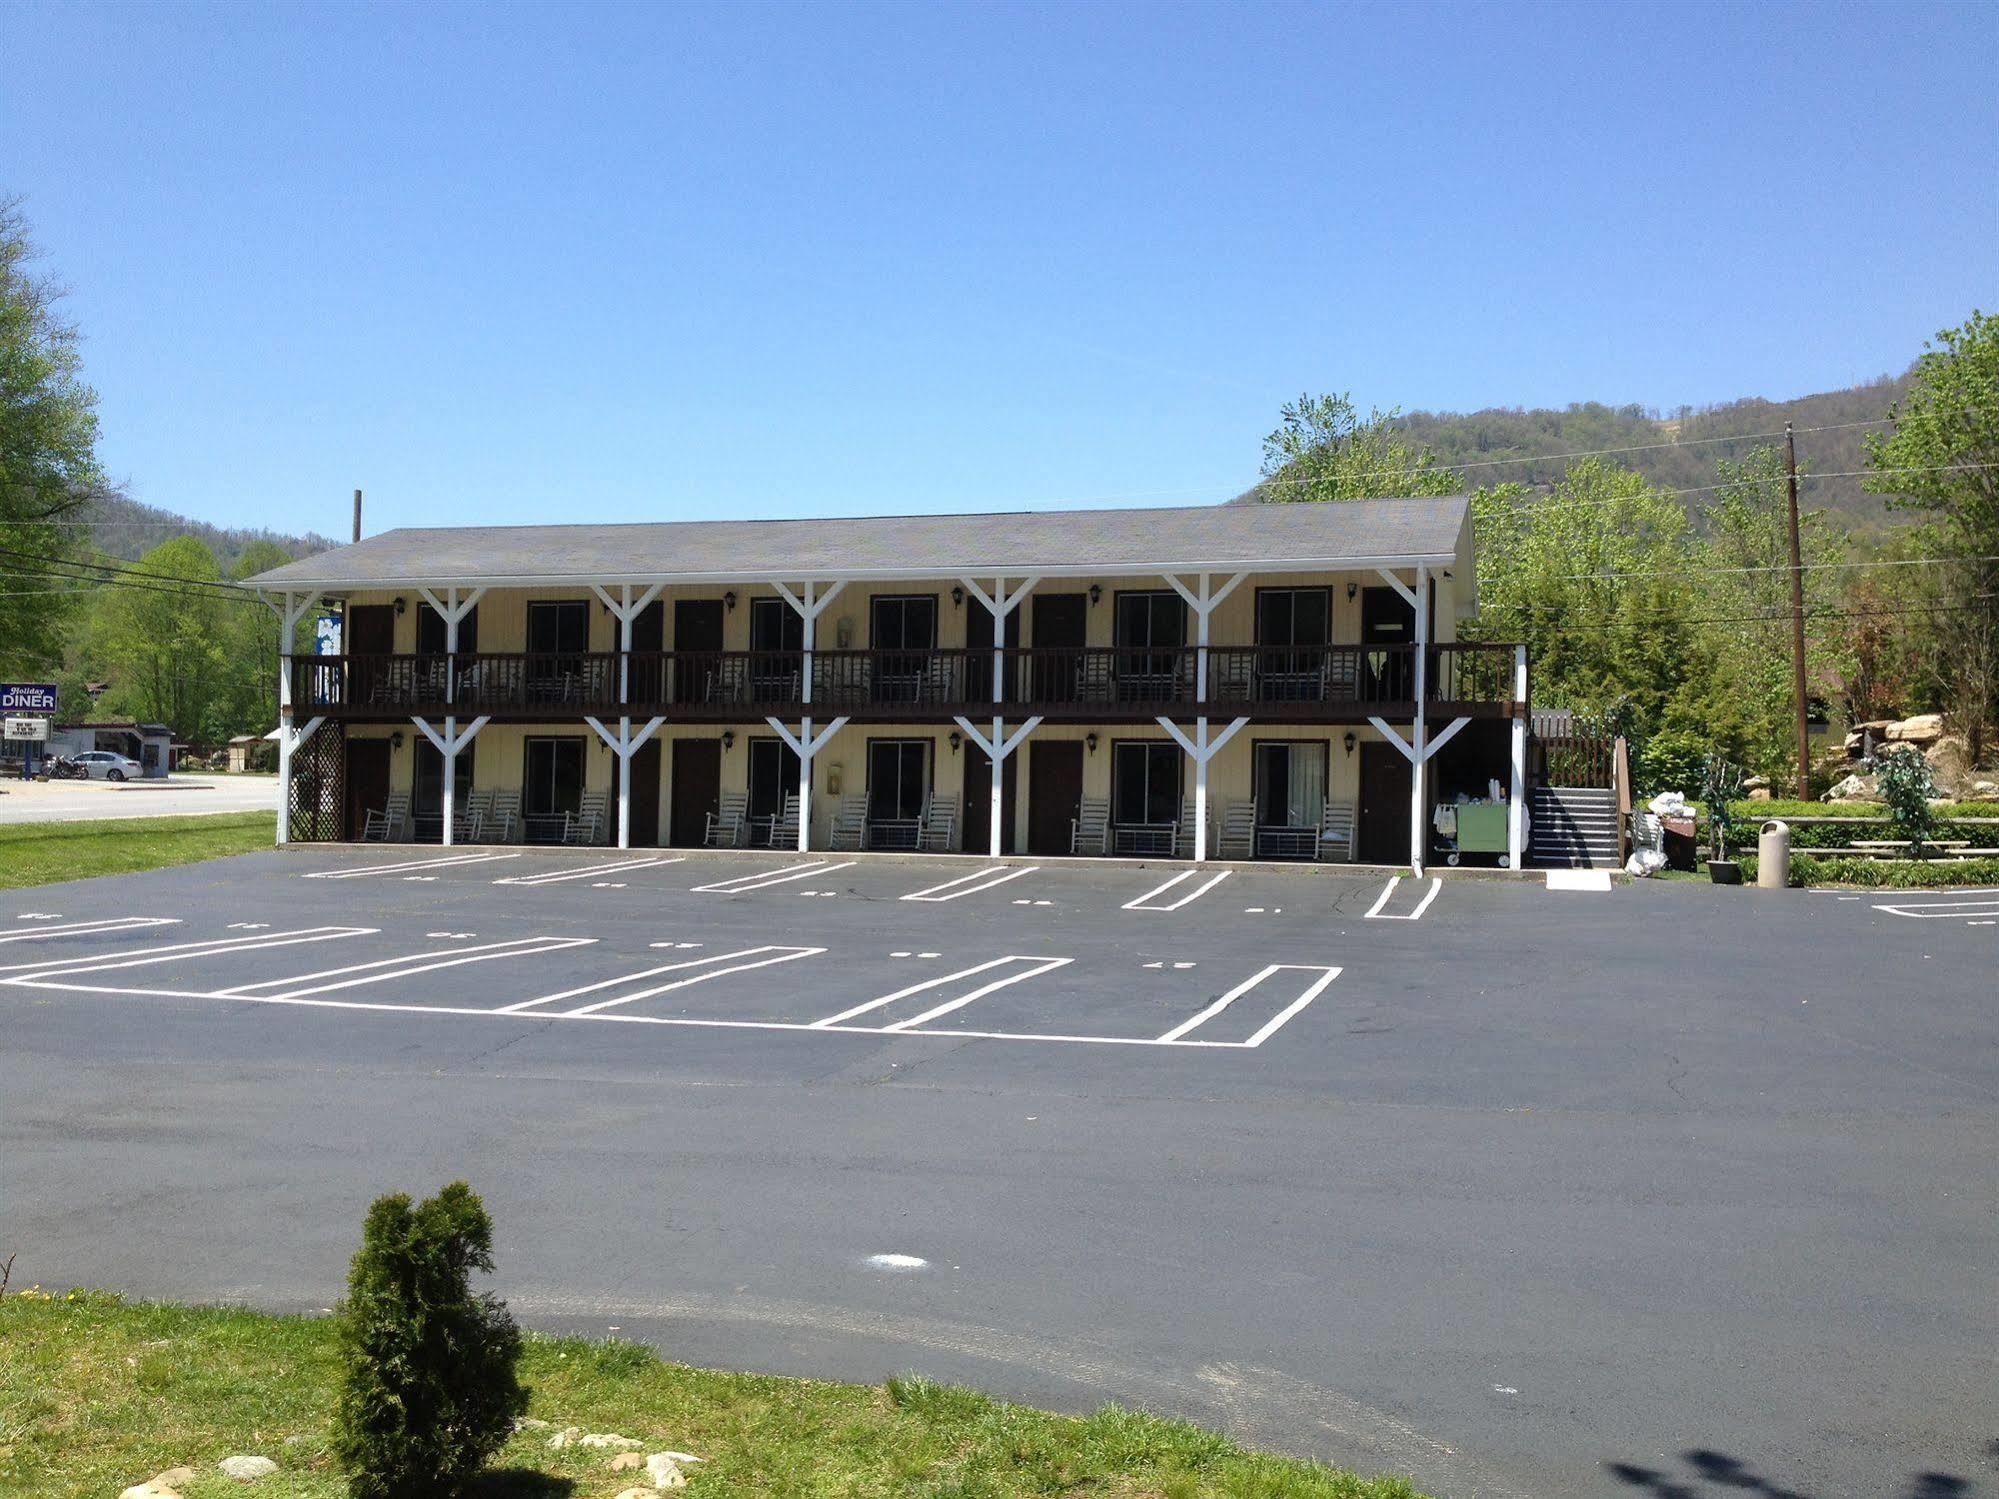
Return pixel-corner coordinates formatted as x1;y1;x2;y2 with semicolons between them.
289;643;1524;724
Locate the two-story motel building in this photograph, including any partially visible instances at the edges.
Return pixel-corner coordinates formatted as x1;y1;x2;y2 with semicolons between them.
245;497;1532;872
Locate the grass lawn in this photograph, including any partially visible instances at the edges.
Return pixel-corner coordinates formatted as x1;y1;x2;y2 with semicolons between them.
0;812;275;891
0;1292;1424;1499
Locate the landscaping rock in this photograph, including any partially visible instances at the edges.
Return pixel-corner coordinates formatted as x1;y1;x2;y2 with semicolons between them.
514;1416;552;1431
218;1455;278;1482
152;1471;198;1489
1925;734;1975;786
647;1452;689;1488
1748;787;1772;800
118;1484;181;1499
1823;772;1877;802
1972;780;1999;800
547;1426;582;1448
547;1425;641;1450
610;1451;646;1471
1884;713;1944;745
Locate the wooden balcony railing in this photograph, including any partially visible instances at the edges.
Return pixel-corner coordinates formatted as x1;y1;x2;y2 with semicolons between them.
289;642;1526;721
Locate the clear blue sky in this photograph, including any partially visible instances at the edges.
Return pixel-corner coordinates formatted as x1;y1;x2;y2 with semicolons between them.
5;0;1995;539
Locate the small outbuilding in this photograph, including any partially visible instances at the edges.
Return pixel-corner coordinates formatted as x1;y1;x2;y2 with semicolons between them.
228;733;277;773
49;720;175;778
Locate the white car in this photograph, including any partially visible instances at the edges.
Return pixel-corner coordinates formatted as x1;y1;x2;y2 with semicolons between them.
74;751;144;781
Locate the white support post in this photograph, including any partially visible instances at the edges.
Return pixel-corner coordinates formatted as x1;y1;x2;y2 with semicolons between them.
267;590;321;846
766;714;848;852
416;585;487;713
1165;570;1246;705
773;580;846;712
1410;567;1429;874
1157;714;1249;861
412;714;490;847
958;575;1040;858
1509;643;1528;870
585;714;666;849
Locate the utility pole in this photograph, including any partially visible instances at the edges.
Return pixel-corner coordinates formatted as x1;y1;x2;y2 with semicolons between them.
1785;423;1810;795
351;489;363;544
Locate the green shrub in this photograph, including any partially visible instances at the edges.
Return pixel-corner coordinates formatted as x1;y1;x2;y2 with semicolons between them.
1870;745;1941;858
1741;853;1999;887
331;1182;527;1499
1635;728;1708;798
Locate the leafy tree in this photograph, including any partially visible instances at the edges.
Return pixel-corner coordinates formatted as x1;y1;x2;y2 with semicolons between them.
226;541;293;732
0;199;103;678
1701;752;1745;863
1864;310;1999;760
332;1181;526;1499
88;536;235;740
1870;744;1939;857
1258;392;1459;501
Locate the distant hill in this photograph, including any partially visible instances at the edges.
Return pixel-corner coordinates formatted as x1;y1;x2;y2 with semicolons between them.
1239;372;1918;533
82;492;337;572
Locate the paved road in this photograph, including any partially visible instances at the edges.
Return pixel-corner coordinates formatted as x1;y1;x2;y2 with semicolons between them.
0;773;277;823
1;848;1992;1499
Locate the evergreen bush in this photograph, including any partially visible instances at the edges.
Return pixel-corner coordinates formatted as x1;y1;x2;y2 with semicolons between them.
1870;745;1940;858
331;1181;527;1499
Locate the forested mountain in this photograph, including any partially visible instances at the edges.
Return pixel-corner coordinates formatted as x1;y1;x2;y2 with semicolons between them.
81;491;335;571
1236;373;1916;531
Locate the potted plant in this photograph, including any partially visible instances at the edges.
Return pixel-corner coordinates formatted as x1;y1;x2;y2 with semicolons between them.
1701;752;1745;884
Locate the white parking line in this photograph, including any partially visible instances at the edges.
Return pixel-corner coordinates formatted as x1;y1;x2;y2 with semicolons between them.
0;916;179;945
690;861;857;894
495;857;686;886
1364;876;1442;920
1122;869;1232;911
812;955;1072;1029
0;926;375;978
499;943;827;1015
900;866;1039;902
1156;963;1341;1044
214;936;597;998
1874;898;1999;919
302;852;522;880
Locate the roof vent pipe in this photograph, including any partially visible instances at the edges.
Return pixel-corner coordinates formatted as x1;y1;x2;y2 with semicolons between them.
352;489;362;543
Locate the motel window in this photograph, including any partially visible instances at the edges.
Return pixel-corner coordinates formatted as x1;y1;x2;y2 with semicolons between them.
750;598;804;653
1254;741;1327;829
523;736;585;840
416;601;478;655
1256;588;1329;649
527;600;590;655
1113;741;1181;827
413;738;474;829
747;736;800;825
870;595;937;651
867;738;931;823
1114;592;1185;652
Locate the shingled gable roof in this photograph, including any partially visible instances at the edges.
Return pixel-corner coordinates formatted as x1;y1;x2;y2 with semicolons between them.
243;497;1472;590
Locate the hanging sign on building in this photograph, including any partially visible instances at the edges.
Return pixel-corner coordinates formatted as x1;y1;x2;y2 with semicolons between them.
4;716;50;742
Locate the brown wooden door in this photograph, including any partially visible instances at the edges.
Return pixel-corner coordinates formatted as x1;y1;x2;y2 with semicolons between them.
625;739;662;846
669;738;722;846
962;744;1018;855
1026;741;1084;855
1031;593;1087;704
1358;742;1412;865
965;601;1021;702
674;600;725;704
344;738;392;841
346;604;396;708
629;599;665;706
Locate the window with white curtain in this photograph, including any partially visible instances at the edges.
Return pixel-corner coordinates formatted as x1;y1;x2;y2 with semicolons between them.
1254;741;1327;827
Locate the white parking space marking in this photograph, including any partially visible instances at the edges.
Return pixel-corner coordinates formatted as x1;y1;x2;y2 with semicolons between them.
0;916;179;945
812;955;1072;1029
213;936;598;999
302;852;522;880
495;945;823;1015
1156;964;1341;1044
900;866;1039;902
1122;870;1232;911
1364;876;1442;920
1545;869;1613;892
0;926;374;978
690;861;857;894
1874;896;1999;919
494;857;685;886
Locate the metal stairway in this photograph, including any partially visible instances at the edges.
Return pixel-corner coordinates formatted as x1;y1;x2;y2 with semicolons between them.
1528;786;1621;868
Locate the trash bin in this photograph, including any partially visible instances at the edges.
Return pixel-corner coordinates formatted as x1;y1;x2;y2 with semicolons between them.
1757;819;1790;889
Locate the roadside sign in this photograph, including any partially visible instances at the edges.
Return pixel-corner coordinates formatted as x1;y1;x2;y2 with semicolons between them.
0;683;59;714
3;717;50;742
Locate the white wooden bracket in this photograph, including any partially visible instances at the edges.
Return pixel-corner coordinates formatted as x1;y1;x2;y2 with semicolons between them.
412;715;490;757
952;715;1042;760
765;715;849;759
584;715;666;758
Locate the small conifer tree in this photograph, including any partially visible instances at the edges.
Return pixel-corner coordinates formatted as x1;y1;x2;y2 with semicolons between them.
332;1182;527;1499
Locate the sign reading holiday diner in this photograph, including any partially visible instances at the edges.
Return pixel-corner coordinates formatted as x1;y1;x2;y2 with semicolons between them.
0;684;59;714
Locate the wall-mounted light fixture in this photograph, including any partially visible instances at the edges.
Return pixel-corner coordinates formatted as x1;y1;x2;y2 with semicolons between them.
390;730;404;750
1085;732;1098;755
835;617;854;648
721;730;735;751
1343;731;1357;756
1088;584;1102;607
392;596;407;615
1346;581;1358;601
723;590;738;611
948;730;961;754
950;585;964;609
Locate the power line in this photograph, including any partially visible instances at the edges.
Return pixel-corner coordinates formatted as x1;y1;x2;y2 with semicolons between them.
1544;552;1999;583
0;544;265;600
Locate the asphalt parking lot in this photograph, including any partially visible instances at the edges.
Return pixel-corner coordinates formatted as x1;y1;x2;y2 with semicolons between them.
2;847;1993;1499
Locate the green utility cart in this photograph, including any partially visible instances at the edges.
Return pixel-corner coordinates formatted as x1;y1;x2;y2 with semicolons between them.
1442;802;1511;867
